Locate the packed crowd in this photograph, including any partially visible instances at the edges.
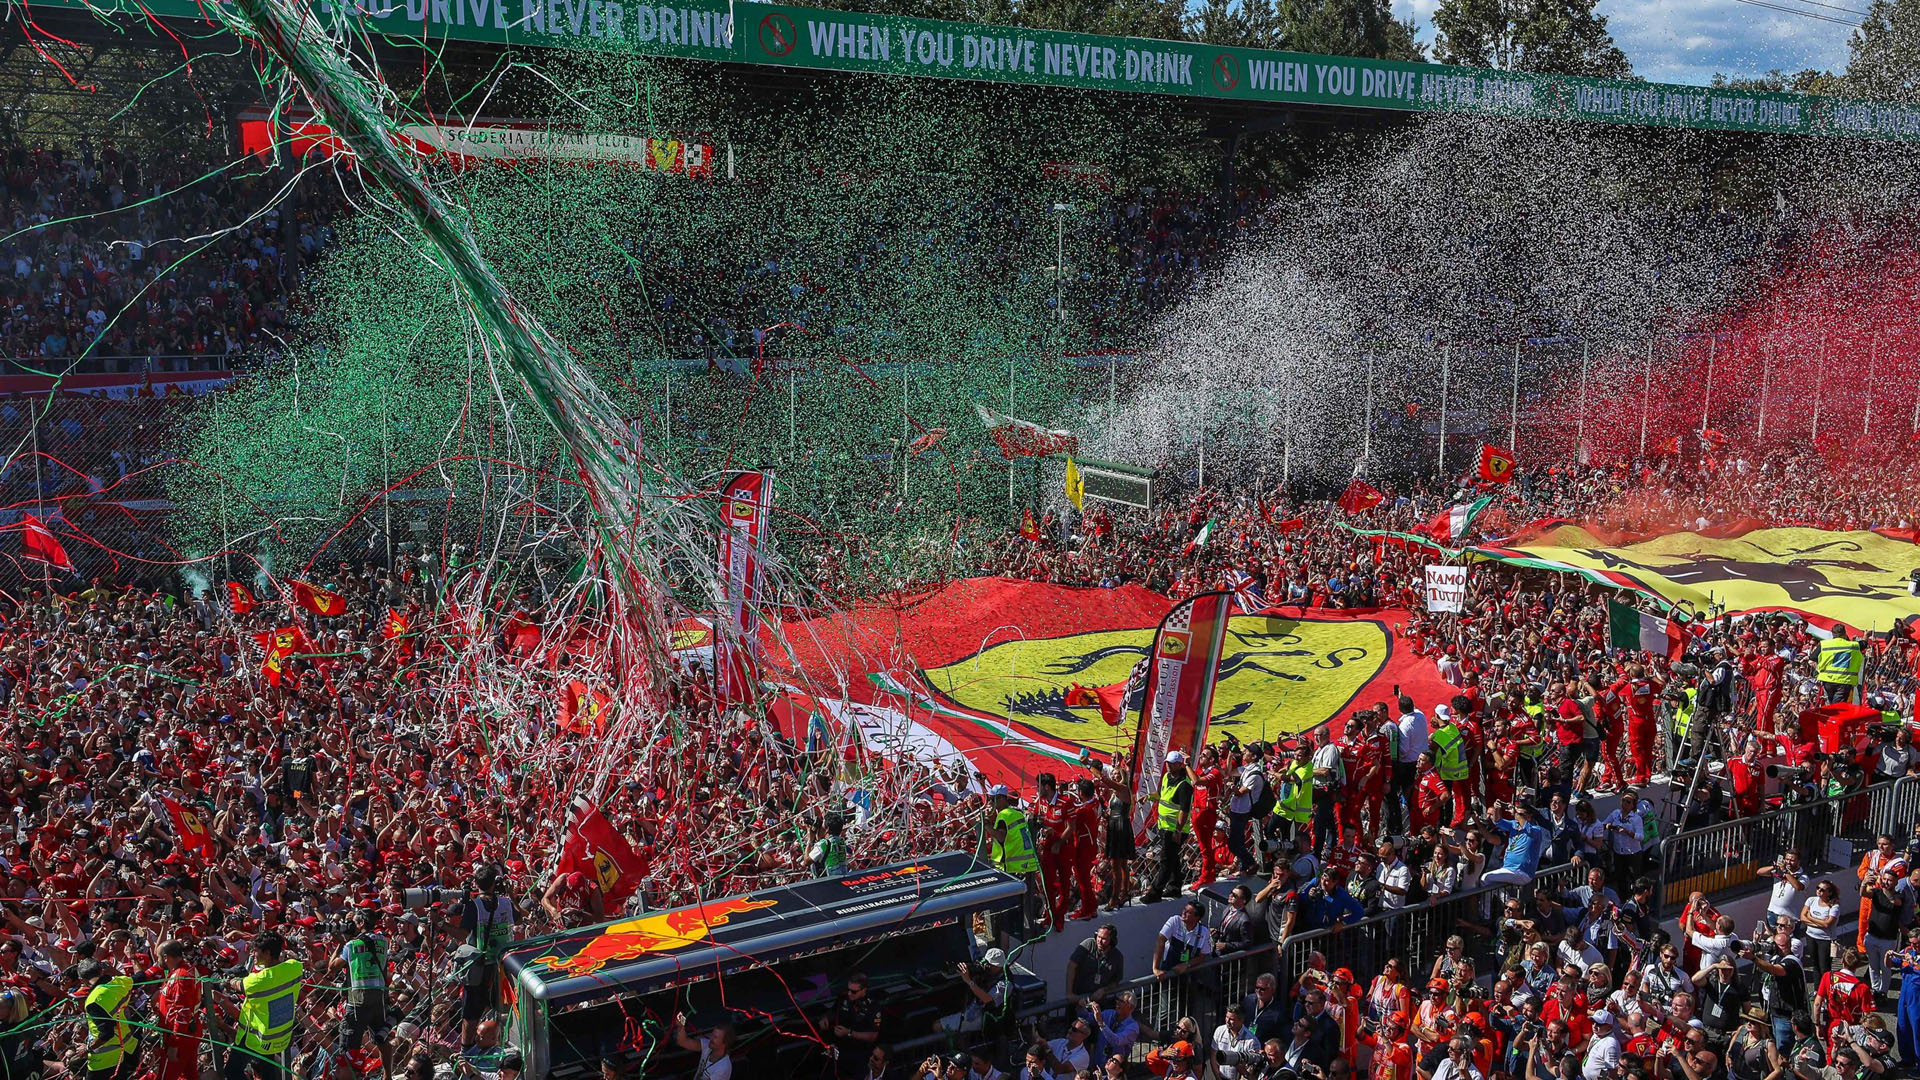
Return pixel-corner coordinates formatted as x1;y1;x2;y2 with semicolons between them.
0;141;349;363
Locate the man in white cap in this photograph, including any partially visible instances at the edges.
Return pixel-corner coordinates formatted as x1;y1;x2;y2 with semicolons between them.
1582;1010;1621;1080
938;948;1009;1034
983;786;1040;939
1141;750;1194;905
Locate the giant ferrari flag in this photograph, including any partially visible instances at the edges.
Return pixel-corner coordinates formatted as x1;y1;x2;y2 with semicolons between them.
1472;526;1920;632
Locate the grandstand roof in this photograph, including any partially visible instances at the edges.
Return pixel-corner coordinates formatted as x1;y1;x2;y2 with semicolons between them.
15;0;1920;141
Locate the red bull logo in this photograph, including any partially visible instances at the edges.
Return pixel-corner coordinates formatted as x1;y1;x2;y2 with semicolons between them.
530;896;779;977
841;864;936;889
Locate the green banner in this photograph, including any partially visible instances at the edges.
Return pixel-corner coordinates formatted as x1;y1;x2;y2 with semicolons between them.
33;0;1920;140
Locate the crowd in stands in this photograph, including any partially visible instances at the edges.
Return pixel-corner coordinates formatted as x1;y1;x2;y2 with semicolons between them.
0;141;348;363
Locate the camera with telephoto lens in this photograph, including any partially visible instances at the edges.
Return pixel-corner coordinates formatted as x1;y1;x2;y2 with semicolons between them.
1765;763;1810;782
401;884;471;908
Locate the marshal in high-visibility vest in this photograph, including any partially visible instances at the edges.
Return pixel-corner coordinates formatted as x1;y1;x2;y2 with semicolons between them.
1818;638;1865;687
233;932;304;1063
81;966;136;1074
990;795;1040;874
1430;724;1469;781
1278;761;1313;824
1156;773;1195;835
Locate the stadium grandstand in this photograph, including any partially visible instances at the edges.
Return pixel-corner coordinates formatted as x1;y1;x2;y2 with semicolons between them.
0;2;1915;1080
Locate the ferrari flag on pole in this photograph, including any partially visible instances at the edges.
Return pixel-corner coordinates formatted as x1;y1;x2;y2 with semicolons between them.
714;471;772;701
1129;591;1231;845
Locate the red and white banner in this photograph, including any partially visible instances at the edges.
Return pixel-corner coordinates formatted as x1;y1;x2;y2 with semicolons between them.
715;472;772;701
973;402;1078;459
236;109;715;179
1128;590;1231;844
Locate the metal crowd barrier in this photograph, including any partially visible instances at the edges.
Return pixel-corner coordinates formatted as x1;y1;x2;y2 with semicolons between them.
1655;777;1913;912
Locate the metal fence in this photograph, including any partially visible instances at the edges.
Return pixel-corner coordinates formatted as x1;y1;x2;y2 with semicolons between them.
1655;777;1918;912
892;861;1584;1068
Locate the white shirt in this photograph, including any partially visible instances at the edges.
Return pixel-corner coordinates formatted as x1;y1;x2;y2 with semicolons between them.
1397;710;1429;763
1803;897;1840;940
1046;1038;1090;1074
1604;808;1646;855
1157;916;1213;967
1230;764;1263;814
1437;656;1465;686
1377;859;1411;910
1211;1023;1262;1080
1312;742;1344;786
1768;869;1807;921
1689;931;1737;978
694;1038;733;1080
1432;1059;1484;1080
1581;1033;1621;1080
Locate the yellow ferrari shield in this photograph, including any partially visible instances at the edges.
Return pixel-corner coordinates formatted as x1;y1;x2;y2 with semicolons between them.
923;614;1390;750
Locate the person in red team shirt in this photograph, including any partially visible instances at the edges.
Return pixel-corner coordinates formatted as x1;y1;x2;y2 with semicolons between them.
1033;773;1072;933
1747;644;1786;734
153;939;202;1080
1816;945;1874;1041
1188;745;1226;893
1593;673;1626;790
1336;713;1381;847
1625;665;1663;785
1411;752;1450;834
1068;777;1103;920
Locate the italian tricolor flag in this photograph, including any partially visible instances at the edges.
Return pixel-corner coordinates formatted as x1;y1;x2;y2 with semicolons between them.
1183;520;1215;555
1422;497;1491;542
1608;598;1685;661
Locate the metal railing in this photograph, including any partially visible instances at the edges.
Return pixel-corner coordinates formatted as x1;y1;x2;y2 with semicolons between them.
894;861;1584;1068
1655;777;1913;912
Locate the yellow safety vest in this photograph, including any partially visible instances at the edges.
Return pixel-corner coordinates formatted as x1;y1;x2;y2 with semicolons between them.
993;807;1039;875
1818;639;1864;687
238;959;304;1056
1431;725;1469;781
1279;761;1313;824
1674;688;1696;738
1156;775;1193;835
84;976;135;1071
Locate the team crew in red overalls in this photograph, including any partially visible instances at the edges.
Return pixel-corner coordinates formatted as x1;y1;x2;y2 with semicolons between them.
1625;665;1662;785
1336;714;1377;846
1033;773;1071;933
153;940;202;1080
1188;745;1226;893
1594;674;1626;789
1069;777;1103;920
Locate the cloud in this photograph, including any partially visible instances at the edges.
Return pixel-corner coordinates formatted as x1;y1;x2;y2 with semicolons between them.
1390;0;1858;85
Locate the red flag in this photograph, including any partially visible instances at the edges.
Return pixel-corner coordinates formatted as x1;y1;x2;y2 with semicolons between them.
558;680;613;734
1336;480;1384;514
1019;508;1042;542
288;580;347;617
159;797;216;858
557;797;646;904
18;518;71;570
383;609;410;639
226;581;257;615
908;427;948;455
1477;445;1516;484
1273;518;1306;534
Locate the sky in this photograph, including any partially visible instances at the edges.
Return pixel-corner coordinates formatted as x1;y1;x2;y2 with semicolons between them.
1394;0;1862;86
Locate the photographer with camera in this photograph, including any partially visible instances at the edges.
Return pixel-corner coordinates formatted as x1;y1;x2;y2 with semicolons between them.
328;908;395;1080
456;865;516;1057
1746;924;1808;1049
1212;1005;1262;1080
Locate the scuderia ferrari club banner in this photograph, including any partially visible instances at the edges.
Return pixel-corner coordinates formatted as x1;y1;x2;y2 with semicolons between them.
1129;591;1230;845
764;578;1460;788
715;471;773;700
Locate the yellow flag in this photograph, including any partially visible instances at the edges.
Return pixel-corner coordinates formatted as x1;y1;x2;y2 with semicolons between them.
1064;456;1085;510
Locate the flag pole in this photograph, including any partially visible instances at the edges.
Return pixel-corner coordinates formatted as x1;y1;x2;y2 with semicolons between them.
1812;329;1826;444
1700;333;1714;435
380;384;392;569
1197;378;1207;491
1758;340;1771;441
1437;341;1450;479
1283;384;1297;488
1576;341;1589;463
789;371;797;455
1639;336;1652;458
1008;354;1015;510
1864;332;1876;434
1362;349;1375;476
1108;354;1117;449
1510;337;1521;448
902;359;910;501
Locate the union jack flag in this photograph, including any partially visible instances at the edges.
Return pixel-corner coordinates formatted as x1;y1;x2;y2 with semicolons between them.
1229;570;1267;615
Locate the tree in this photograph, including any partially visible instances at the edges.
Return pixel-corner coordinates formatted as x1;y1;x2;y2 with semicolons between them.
1187;0;1284;49
1711;69;1844;94
1845;0;1920;102
1432;0;1629;77
1278;0;1425;59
